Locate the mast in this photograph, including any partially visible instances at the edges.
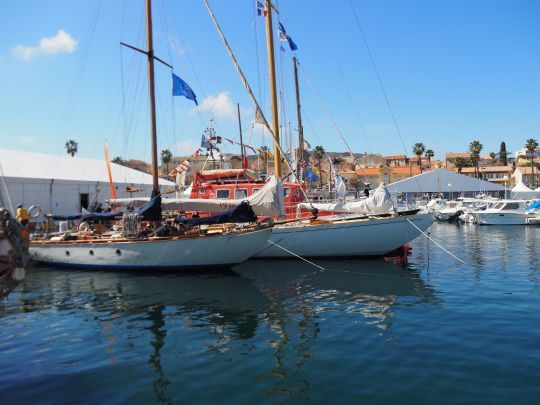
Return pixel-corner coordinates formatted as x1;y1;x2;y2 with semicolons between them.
145;0;159;193
237;102;246;170
293;56;305;175
264;0;282;178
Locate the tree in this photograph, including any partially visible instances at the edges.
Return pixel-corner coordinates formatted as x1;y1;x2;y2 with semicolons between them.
412;143;426;172
526;138;539;187
65;139;78;157
499;142;508;166
160;149;172;175
424;149;434;169
489;152;497;162
454;157;467;173
313;145;326;189
259;146;270;174
112;156;125;165
469;140;483;179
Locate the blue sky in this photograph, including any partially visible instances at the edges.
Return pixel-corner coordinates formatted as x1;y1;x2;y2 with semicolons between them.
1;0;539;162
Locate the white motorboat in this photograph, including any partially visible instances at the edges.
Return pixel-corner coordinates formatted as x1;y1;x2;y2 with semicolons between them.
473;200;531;225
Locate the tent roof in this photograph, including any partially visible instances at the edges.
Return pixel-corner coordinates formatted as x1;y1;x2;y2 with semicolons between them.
512;181;533;192
0;148;174;186
386;168;507;193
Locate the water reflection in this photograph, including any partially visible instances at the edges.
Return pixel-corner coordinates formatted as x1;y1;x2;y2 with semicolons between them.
3;259;437;403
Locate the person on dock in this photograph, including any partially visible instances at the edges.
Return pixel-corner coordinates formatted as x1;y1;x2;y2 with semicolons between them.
16;204;29;227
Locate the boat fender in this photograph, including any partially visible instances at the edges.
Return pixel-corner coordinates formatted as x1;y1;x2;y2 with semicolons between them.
28;205;41;218
79;222;91;234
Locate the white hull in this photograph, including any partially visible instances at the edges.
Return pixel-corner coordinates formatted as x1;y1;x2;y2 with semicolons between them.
256;213;434;258
475;213;527;225
30;228;271;270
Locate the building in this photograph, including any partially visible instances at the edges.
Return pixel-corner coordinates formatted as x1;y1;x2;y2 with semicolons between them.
457;166;514;185
0;148;175;219
512;167;539;188
445;152;491;169
354;166;422;186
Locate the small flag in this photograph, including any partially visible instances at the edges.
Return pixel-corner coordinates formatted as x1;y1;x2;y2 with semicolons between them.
278;22;298;51
256;1;267;16
254;107;266;125
305;167;318;182
201;135;211;149
191;149;202;157
172;73;198;105
216;136;222;144
225;137;234;144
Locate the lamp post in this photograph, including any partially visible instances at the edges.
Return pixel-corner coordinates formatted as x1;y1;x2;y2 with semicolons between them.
502;175;508;200
448;183;452;200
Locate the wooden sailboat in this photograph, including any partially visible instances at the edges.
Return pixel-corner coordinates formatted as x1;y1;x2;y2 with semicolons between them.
204;0;434;258
0;208;27;296
29;0;271;270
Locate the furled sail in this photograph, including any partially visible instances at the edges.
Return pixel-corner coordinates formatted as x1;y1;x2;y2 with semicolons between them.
109;175;285;217
298;183;395;216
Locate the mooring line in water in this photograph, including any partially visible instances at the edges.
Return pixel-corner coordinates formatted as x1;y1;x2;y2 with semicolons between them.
266;240;326;271
405;218;465;265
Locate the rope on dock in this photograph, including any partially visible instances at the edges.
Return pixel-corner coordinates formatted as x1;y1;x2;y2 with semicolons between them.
405;217;465;265
265;240;326;271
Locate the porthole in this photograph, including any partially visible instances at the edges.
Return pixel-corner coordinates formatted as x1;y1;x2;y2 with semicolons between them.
115;249;121;256
89;250;94;256
65;251;70;256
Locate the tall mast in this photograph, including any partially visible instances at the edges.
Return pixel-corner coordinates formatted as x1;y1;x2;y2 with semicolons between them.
145;0;159;193
264;0;282;178
293;56;305;174
237;102;246;170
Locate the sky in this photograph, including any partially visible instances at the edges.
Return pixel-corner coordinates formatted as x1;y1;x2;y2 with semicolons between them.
1;0;539;163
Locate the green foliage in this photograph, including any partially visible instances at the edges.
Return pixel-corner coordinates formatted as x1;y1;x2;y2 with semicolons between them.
65;139;78;157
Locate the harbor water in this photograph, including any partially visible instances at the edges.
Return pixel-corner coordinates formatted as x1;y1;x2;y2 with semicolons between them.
1;222;539;403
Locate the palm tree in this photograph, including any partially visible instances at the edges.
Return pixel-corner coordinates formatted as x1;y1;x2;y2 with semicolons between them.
313;145;326;189
160;149;172;175
469;140;483;179
412;143;426;172
259;146;270;174
112;156;125;165
65;139;78;157
424;149;434;169
454;157;466;174
489;152;497;162
526;138;539;187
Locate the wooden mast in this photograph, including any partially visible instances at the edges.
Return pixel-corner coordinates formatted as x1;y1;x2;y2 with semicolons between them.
293;56;305;176
145;0;159;194
264;0;282;178
237;103;246;170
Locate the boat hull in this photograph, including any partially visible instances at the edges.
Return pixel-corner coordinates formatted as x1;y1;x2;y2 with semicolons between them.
475;212;527;225
255;213;434;258
30;228;270;270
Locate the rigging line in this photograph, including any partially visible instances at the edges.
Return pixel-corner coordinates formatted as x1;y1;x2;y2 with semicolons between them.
297;62;367;179
265;240;325;271
331;49;372;155
405;218;465;264
348;0;424;193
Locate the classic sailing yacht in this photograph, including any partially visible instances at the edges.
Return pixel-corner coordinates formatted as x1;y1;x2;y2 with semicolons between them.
29;0;270;270
203;0;434;258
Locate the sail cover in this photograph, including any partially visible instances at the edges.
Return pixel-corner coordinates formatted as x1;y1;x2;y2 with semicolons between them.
298;183;395;216
174;201;257;226
109;175;285;217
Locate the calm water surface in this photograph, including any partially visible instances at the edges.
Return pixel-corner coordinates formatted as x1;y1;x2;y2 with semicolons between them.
1;223;539;403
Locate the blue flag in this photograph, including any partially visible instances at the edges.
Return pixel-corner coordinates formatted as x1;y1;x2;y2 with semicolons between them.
278;22;298;51
172;73;198;105
305;167;318;182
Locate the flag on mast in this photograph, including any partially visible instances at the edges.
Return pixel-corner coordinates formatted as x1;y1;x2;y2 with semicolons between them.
256;1;267;16
278;22;298;51
172;73;198;105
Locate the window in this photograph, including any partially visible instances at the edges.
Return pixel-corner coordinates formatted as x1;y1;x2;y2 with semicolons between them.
216;189;230;199
503;203;519;210
234;189;248;199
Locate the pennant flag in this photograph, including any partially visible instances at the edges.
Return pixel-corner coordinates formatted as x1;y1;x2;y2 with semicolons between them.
278;22;298;51
191;149;202;157
216;136;222;144
172;73;198;105
256;1;267;16
245;145;258;153
254;107;266;125
201;135;211;149
225;137;235;144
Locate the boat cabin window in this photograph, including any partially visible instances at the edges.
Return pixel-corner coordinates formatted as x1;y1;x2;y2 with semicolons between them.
284;188;291;197
492;203;504;209
234;189;248;199
502;203;519;210
216;189;230;199
252;188;261;195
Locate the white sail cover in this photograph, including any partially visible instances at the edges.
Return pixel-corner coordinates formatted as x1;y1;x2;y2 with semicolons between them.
109;175;285;217
511;181;537;200
298;183;395;215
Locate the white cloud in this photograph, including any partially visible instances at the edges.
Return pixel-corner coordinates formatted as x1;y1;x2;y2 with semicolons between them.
172;139;201;156
12;30;77;61
192;91;236;120
17;136;37;144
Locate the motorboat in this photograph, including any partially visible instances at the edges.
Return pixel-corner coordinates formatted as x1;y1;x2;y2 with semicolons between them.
473;200;531;225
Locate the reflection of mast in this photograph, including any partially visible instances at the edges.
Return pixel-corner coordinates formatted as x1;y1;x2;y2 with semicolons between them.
147;305;171;404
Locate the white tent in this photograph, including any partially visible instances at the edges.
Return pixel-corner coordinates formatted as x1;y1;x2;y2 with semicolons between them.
0;148;174;218
386;168;507;196
511;181;538;200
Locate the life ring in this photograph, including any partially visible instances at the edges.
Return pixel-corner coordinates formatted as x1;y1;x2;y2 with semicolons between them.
28;205;41;218
79;222;91;234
